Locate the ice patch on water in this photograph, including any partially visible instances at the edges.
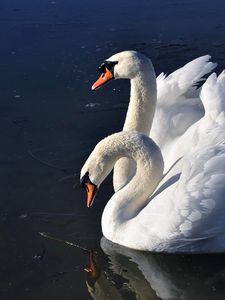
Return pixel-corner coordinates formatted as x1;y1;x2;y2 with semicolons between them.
85;102;100;108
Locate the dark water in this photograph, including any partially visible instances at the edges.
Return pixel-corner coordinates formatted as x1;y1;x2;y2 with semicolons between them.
1;0;225;299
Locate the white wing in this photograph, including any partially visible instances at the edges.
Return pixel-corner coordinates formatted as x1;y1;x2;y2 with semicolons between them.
163;71;225;170
157;55;217;105
135;143;225;252
151;56;217;171
200;71;225;123
173;144;225;240
138;71;225;252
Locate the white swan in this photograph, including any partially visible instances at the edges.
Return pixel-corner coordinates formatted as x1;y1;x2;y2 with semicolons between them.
80;70;225;253
81;131;225;252
91;51;217;191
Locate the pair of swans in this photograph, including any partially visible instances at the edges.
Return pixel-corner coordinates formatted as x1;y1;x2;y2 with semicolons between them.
80;50;225;253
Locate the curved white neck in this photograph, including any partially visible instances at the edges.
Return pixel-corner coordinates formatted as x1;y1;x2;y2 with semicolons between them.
113;63;157;192
123;66;157;135
102;133;163;242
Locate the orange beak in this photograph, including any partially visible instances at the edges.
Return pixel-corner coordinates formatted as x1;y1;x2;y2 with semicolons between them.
85;182;97;208
84;251;100;279
91;67;113;90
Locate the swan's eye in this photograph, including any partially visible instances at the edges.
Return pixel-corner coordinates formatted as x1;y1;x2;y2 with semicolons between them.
98;61;118;74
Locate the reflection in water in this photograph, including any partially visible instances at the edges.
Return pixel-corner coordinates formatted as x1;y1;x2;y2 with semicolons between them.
85;251;124;300
85;238;225;300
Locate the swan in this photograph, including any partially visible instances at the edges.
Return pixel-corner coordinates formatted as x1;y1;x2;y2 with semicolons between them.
80;70;225;253
91;51;217;191
80;131;225;252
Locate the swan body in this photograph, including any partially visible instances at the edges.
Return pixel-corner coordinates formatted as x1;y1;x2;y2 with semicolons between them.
81;51;225;252
81;70;225;253
93;51;217;191
81;128;225;252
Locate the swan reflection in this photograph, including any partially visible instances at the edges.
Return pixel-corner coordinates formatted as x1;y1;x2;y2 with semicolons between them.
85;238;225;299
85;251;124;300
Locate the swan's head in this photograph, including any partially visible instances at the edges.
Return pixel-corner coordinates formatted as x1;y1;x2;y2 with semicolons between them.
92;50;151;90
80;137;117;208
80;131;164;208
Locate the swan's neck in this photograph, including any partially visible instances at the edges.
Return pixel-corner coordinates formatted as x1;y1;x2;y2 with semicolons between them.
102;133;163;242
123;67;157;135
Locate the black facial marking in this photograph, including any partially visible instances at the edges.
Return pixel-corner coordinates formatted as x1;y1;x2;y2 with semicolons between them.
98;60;118;75
80;171;90;188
